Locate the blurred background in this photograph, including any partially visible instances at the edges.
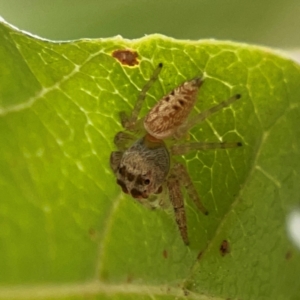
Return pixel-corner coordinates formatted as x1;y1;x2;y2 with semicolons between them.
0;0;299;48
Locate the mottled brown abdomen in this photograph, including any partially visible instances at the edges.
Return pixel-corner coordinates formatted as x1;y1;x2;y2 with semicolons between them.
144;77;203;139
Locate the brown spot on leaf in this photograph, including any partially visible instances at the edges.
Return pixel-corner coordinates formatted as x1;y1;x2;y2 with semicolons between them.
163;249;168;259
197;251;203;260
112;49;139;66
285;250;293;260
126;273;134;283
220;240;230;256
89;228;96;238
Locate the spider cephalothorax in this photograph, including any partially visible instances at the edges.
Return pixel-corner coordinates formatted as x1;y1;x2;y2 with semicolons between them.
110;63;241;245
115;134;169;199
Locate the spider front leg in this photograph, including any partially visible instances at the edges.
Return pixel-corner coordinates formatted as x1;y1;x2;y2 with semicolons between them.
167;162;208;245
120;63;163;131
110;150;123;174
113;131;136;151
110;131;137;176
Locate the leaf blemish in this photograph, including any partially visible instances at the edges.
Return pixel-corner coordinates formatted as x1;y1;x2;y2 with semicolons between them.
163;249;168;259
220;240;230;256
112;49;139;66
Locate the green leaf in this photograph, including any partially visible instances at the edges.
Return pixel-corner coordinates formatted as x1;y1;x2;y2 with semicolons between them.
1;20;300;300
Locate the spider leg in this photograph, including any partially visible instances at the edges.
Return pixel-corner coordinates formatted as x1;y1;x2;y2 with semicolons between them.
167;162;208;245
175;94;241;138
171;141;242;155
120;63;163;131
113;131;136;150
110;151;123;173
172;163;208;215
167;168;189;245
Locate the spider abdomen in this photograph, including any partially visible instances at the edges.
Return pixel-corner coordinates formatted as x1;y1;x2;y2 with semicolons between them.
144;77;203;139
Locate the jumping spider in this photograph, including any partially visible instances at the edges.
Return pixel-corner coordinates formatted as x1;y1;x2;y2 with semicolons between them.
110;63;241;245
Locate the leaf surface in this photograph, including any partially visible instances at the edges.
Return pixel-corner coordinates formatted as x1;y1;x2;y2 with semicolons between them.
0;21;300;300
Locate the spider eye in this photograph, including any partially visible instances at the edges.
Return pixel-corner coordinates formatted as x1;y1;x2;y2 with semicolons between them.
144;179;150;185
131;188;143;199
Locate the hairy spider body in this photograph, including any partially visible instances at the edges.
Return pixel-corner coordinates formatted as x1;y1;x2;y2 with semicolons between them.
144;77;203;139
115;134;169;199
110;63;241;245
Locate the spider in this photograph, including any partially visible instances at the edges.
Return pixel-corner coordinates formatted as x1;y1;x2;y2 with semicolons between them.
110;63;242;245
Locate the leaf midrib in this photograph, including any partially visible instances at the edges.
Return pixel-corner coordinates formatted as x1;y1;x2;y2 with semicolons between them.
0;280;226;300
